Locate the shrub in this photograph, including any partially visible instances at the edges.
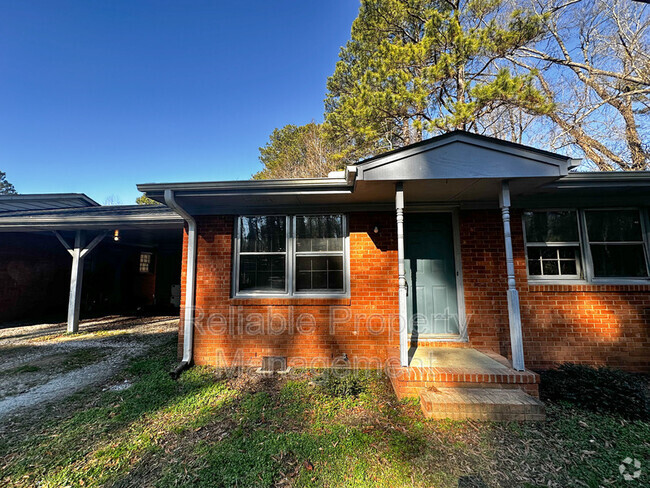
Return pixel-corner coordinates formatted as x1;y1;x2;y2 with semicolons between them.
317;369;373;398
540;363;649;420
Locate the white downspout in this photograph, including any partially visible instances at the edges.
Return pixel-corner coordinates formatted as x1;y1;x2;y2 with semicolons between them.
164;189;197;377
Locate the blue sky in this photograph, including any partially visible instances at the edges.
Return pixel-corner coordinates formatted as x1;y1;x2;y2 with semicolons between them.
0;1;359;204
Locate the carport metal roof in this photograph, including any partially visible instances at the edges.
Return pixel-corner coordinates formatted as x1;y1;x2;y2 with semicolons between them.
0;193;99;212
0;204;184;231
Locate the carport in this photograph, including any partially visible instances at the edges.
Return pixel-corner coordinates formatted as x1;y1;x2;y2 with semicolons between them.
0;204;184;331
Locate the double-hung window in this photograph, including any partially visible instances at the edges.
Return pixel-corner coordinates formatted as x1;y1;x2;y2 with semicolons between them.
523;208;650;283
235;214;348;296
238;216;288;292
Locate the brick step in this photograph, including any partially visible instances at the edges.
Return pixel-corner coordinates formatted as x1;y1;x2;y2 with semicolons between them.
420;387;546;421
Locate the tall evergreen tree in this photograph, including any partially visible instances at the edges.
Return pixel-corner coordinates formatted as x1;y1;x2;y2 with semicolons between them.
0;171;16;194
254;122;343;179
325;0;553;160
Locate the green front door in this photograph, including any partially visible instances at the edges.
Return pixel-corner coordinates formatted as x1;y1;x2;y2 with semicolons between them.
405;213;460;337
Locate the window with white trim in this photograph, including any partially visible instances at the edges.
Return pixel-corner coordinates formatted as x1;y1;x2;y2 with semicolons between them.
235;215;347;296
523;210;582;278
523;208;650;282
238;216;287;292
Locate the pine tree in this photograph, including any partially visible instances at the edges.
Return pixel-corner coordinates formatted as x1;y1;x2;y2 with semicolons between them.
0;171;16;194
325;0;553;160
254;122;343;179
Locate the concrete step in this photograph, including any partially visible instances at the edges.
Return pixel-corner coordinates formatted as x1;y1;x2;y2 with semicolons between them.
420;387;546;421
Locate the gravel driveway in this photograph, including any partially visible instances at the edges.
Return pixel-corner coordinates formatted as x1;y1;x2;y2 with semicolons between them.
0;315;178;420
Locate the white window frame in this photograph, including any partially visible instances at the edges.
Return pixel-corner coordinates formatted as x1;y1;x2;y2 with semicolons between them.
232;214;350;298
583;208;650;283
523;207;650;285
523;209;583;281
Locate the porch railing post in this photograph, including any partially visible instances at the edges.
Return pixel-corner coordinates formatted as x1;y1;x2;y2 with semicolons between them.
396;182;408;367
499;181;525;371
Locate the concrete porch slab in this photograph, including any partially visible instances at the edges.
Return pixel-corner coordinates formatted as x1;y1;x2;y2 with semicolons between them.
408;347;514;373
385;346;541;400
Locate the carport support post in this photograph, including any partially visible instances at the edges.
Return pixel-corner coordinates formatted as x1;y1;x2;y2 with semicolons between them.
499;181;525;371
67;231;85;333
396;182;408;367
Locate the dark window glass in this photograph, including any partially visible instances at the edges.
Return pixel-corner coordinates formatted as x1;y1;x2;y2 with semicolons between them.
296;215;343;252
590;245;648;278
560;260;577;275
585;210;643;242
527;258;542;276
527;246;581;277
295;256;344;291
240;216;286;252
524;211;579;242
239;255;286;291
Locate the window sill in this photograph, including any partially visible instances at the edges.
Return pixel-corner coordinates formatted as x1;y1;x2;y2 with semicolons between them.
527;280;650;292
527;278;650;286
230;296;351;306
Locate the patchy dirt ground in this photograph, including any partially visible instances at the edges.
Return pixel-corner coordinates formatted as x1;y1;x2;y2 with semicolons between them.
0;315;177;419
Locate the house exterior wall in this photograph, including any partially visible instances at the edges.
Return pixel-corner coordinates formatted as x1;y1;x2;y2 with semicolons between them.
184;213;400;368
460;210;650;372
183;210;650;373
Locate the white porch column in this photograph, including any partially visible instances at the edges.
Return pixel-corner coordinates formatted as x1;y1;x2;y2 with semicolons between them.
54;230;107;333
67;231;85;333
499;181;525;371
396;182;408;367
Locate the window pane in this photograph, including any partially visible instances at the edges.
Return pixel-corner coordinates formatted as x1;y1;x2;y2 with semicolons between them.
239;255;286;291
542;260;559;275
295;256;344;291
524;211;578;242
560;260;577;275
527;257;542;276
590;244;648;278
527;246;581;277
139;252;153;273
240;216;286;252
296;215;343;252
585;210;643;242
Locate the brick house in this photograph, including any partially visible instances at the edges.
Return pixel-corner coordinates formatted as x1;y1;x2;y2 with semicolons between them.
136;131;650;417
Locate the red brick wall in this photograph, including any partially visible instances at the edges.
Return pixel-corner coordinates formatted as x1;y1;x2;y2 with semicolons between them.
182;210;650;373
460;210;650;373
184;213;400;368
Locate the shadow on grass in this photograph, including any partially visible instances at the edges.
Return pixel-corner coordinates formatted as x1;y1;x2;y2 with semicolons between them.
0;336;239;487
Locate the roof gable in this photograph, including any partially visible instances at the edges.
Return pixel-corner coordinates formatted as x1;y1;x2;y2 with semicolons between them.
355;131;575;181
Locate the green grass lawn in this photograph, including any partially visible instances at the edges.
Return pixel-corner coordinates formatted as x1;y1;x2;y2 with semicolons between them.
0;337;648;488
